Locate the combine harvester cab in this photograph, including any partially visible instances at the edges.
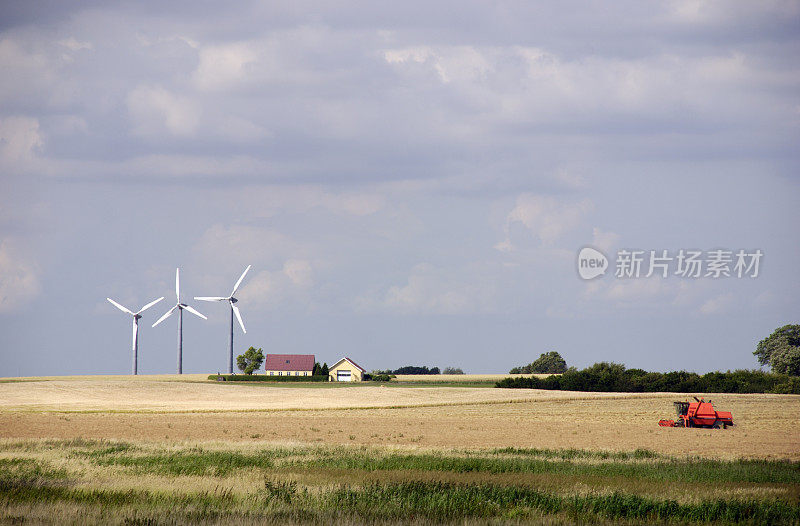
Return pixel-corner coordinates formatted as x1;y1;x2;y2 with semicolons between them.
658;398;734;429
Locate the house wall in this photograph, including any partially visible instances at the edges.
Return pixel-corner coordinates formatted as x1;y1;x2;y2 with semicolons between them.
329;361;363;382
265;370;312;377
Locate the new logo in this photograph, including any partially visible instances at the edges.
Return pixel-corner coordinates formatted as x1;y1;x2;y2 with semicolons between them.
577;247;608;280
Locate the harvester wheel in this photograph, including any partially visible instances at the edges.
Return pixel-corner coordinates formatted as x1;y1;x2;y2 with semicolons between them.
712;422;722;429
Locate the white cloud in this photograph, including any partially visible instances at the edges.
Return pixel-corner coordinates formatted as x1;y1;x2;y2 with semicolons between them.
699;292;734;315
0;116;43;162
384;45;491;83
283;259;313;288
666;0;800;24
0;240;41;312
58;38;92;51
127;85;199;136
193;42;257;91
498;194;593;248
235;261;314;310
604;278;671;301
591;227;621;253
240;187;386;218
193;224;302;273
366;263;495;315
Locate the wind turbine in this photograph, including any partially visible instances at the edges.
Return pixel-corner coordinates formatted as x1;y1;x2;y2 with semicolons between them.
107;296;164;375
195;265;251;374
152;268;207;374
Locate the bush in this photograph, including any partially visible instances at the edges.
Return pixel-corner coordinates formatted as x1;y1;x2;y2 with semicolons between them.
369;374;392;382
495;363;800;394
393;366;440;375
442;367;464;375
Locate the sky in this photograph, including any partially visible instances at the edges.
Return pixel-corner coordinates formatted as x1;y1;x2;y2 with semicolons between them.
1;1;799;376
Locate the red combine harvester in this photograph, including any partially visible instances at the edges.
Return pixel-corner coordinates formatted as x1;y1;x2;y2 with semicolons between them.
658;397;734;429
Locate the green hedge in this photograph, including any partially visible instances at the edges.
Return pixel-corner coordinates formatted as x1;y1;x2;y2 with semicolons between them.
207;374;329;382
496;363;800;394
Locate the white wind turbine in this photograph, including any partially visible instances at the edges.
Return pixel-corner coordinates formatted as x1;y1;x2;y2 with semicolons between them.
195;265;251;374
106;296;164;375
152;268;207;374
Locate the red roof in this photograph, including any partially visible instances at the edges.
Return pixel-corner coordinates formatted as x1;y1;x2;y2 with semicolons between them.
264;354;315;372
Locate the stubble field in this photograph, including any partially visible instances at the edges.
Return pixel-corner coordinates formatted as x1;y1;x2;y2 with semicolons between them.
1;375;798;524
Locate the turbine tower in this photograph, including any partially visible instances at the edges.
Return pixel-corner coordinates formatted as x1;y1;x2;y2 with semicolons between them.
107;296;164;375
152;268;207;374
195;265;251;374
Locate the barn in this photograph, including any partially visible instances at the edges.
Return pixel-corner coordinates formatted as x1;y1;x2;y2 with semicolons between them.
264;354;315;376
328;357;365;382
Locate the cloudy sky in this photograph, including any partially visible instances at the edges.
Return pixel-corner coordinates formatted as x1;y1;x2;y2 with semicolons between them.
1;1;798;376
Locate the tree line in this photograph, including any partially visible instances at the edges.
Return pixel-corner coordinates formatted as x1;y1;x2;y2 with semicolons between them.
496;362;800;394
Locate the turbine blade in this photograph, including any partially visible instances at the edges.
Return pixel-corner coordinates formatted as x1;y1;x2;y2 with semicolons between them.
183;305;207;320
175;268;180;301
136;296;164;315
132;319;138;351
152;305;178;327
231;265;251;296
107;298;134;315
194;296;227;301
232;304;246;333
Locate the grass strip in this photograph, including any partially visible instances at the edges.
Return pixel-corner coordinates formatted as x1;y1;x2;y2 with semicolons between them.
77;443;800;485
1;474;798;525
288;450;800;485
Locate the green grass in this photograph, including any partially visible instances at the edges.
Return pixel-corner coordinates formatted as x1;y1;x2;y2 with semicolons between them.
57;442;800;485
2;441;799;524
2;475;798;525
284;449;800;485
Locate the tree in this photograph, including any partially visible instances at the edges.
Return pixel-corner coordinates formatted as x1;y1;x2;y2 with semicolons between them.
530;351;568;373
236;347;264;375
755;325;800;376
442;367;464;375
509;351;567;374
321;362;329;377
312;362;321;376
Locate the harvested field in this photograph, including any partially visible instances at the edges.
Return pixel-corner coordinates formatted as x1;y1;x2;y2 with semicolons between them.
0;376;797;459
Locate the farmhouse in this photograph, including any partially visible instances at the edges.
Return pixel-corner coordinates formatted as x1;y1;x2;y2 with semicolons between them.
264;354;315;376
329;357;365;382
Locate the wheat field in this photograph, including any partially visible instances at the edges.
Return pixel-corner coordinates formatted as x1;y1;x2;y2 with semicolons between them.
0;375;797;459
